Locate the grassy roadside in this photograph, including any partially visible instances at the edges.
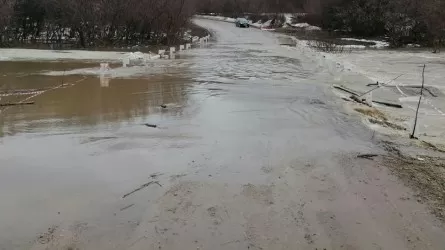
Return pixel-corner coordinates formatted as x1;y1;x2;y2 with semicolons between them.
381;139;445;221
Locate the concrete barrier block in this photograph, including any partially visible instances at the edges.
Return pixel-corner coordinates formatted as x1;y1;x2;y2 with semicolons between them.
179;45;185;51
169;47;175;53
158;49;165;55
186;43;191;49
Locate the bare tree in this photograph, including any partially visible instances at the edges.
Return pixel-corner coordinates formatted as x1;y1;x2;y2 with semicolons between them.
0;0;16;45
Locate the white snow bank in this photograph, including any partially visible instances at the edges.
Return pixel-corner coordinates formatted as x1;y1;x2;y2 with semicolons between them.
317;46;445;143
306;26;322;31
293;23;310;28
290;22;322;31
127;52;145;60
262;20;272;27
196;15;236;24
251;22;262;28
283;13;293;25
340;38;389;48
42;62;166;78
197;15;276;30
0;49;155;62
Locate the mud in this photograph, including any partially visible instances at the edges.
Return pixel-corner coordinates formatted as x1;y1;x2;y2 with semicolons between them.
382;141;445;221
1;19;445;250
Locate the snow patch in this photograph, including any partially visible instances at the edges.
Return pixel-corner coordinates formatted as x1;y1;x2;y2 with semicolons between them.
340;38;389;48
290;22;322;31
293;23;310;28
0;49;142;62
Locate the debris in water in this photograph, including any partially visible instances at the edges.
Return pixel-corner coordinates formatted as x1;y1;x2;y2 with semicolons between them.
309;99;325;105
150;172;163;179
351;95;371;107
160;104;167;108
367;81;379;86
37;226;58;244
145;123;157;128
357;154;378;159
122;181;162;199
120;204;135;211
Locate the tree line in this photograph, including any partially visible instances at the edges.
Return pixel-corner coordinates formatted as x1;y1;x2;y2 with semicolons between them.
0;0;196;48
197;0;445;48
1;0;443;49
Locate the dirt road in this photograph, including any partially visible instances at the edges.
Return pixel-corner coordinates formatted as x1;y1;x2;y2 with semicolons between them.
1;19;444;249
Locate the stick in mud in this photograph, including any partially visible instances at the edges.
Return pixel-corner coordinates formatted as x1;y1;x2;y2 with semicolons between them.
122;181;162;199
410;64;426;139
0;101;35;107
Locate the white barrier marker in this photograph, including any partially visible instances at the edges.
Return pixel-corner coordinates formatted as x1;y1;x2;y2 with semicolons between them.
122;58;130;67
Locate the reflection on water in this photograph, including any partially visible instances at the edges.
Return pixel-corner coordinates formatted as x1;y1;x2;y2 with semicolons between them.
0;61;192;136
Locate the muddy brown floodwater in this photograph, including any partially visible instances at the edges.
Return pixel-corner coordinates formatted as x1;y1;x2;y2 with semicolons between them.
1;19;445;250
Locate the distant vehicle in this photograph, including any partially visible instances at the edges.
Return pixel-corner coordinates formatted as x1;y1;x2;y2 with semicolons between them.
235;18;250;28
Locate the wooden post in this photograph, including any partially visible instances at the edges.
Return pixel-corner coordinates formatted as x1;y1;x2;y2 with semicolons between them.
410;64;426;139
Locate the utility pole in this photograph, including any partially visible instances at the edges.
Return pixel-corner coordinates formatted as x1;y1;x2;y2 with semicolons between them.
410;64;426;139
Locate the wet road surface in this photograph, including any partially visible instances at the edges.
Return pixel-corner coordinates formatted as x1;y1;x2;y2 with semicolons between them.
1;19;445;249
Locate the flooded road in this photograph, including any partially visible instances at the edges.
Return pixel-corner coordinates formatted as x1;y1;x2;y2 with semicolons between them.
1;19;445;249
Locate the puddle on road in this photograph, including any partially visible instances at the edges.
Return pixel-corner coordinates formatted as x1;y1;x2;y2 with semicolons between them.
0;61;192;136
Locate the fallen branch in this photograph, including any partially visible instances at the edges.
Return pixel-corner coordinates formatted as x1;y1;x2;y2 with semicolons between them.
333;84;361;96
122;181;162;199
0;101;35;107
372;100;403;108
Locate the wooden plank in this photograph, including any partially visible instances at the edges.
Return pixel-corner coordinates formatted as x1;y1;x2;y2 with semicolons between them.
372;100;403;109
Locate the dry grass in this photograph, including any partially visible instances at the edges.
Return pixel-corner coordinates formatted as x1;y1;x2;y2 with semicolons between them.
355;107;407;131
384;153;445;221
369;118;407;131
354;107;387;121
